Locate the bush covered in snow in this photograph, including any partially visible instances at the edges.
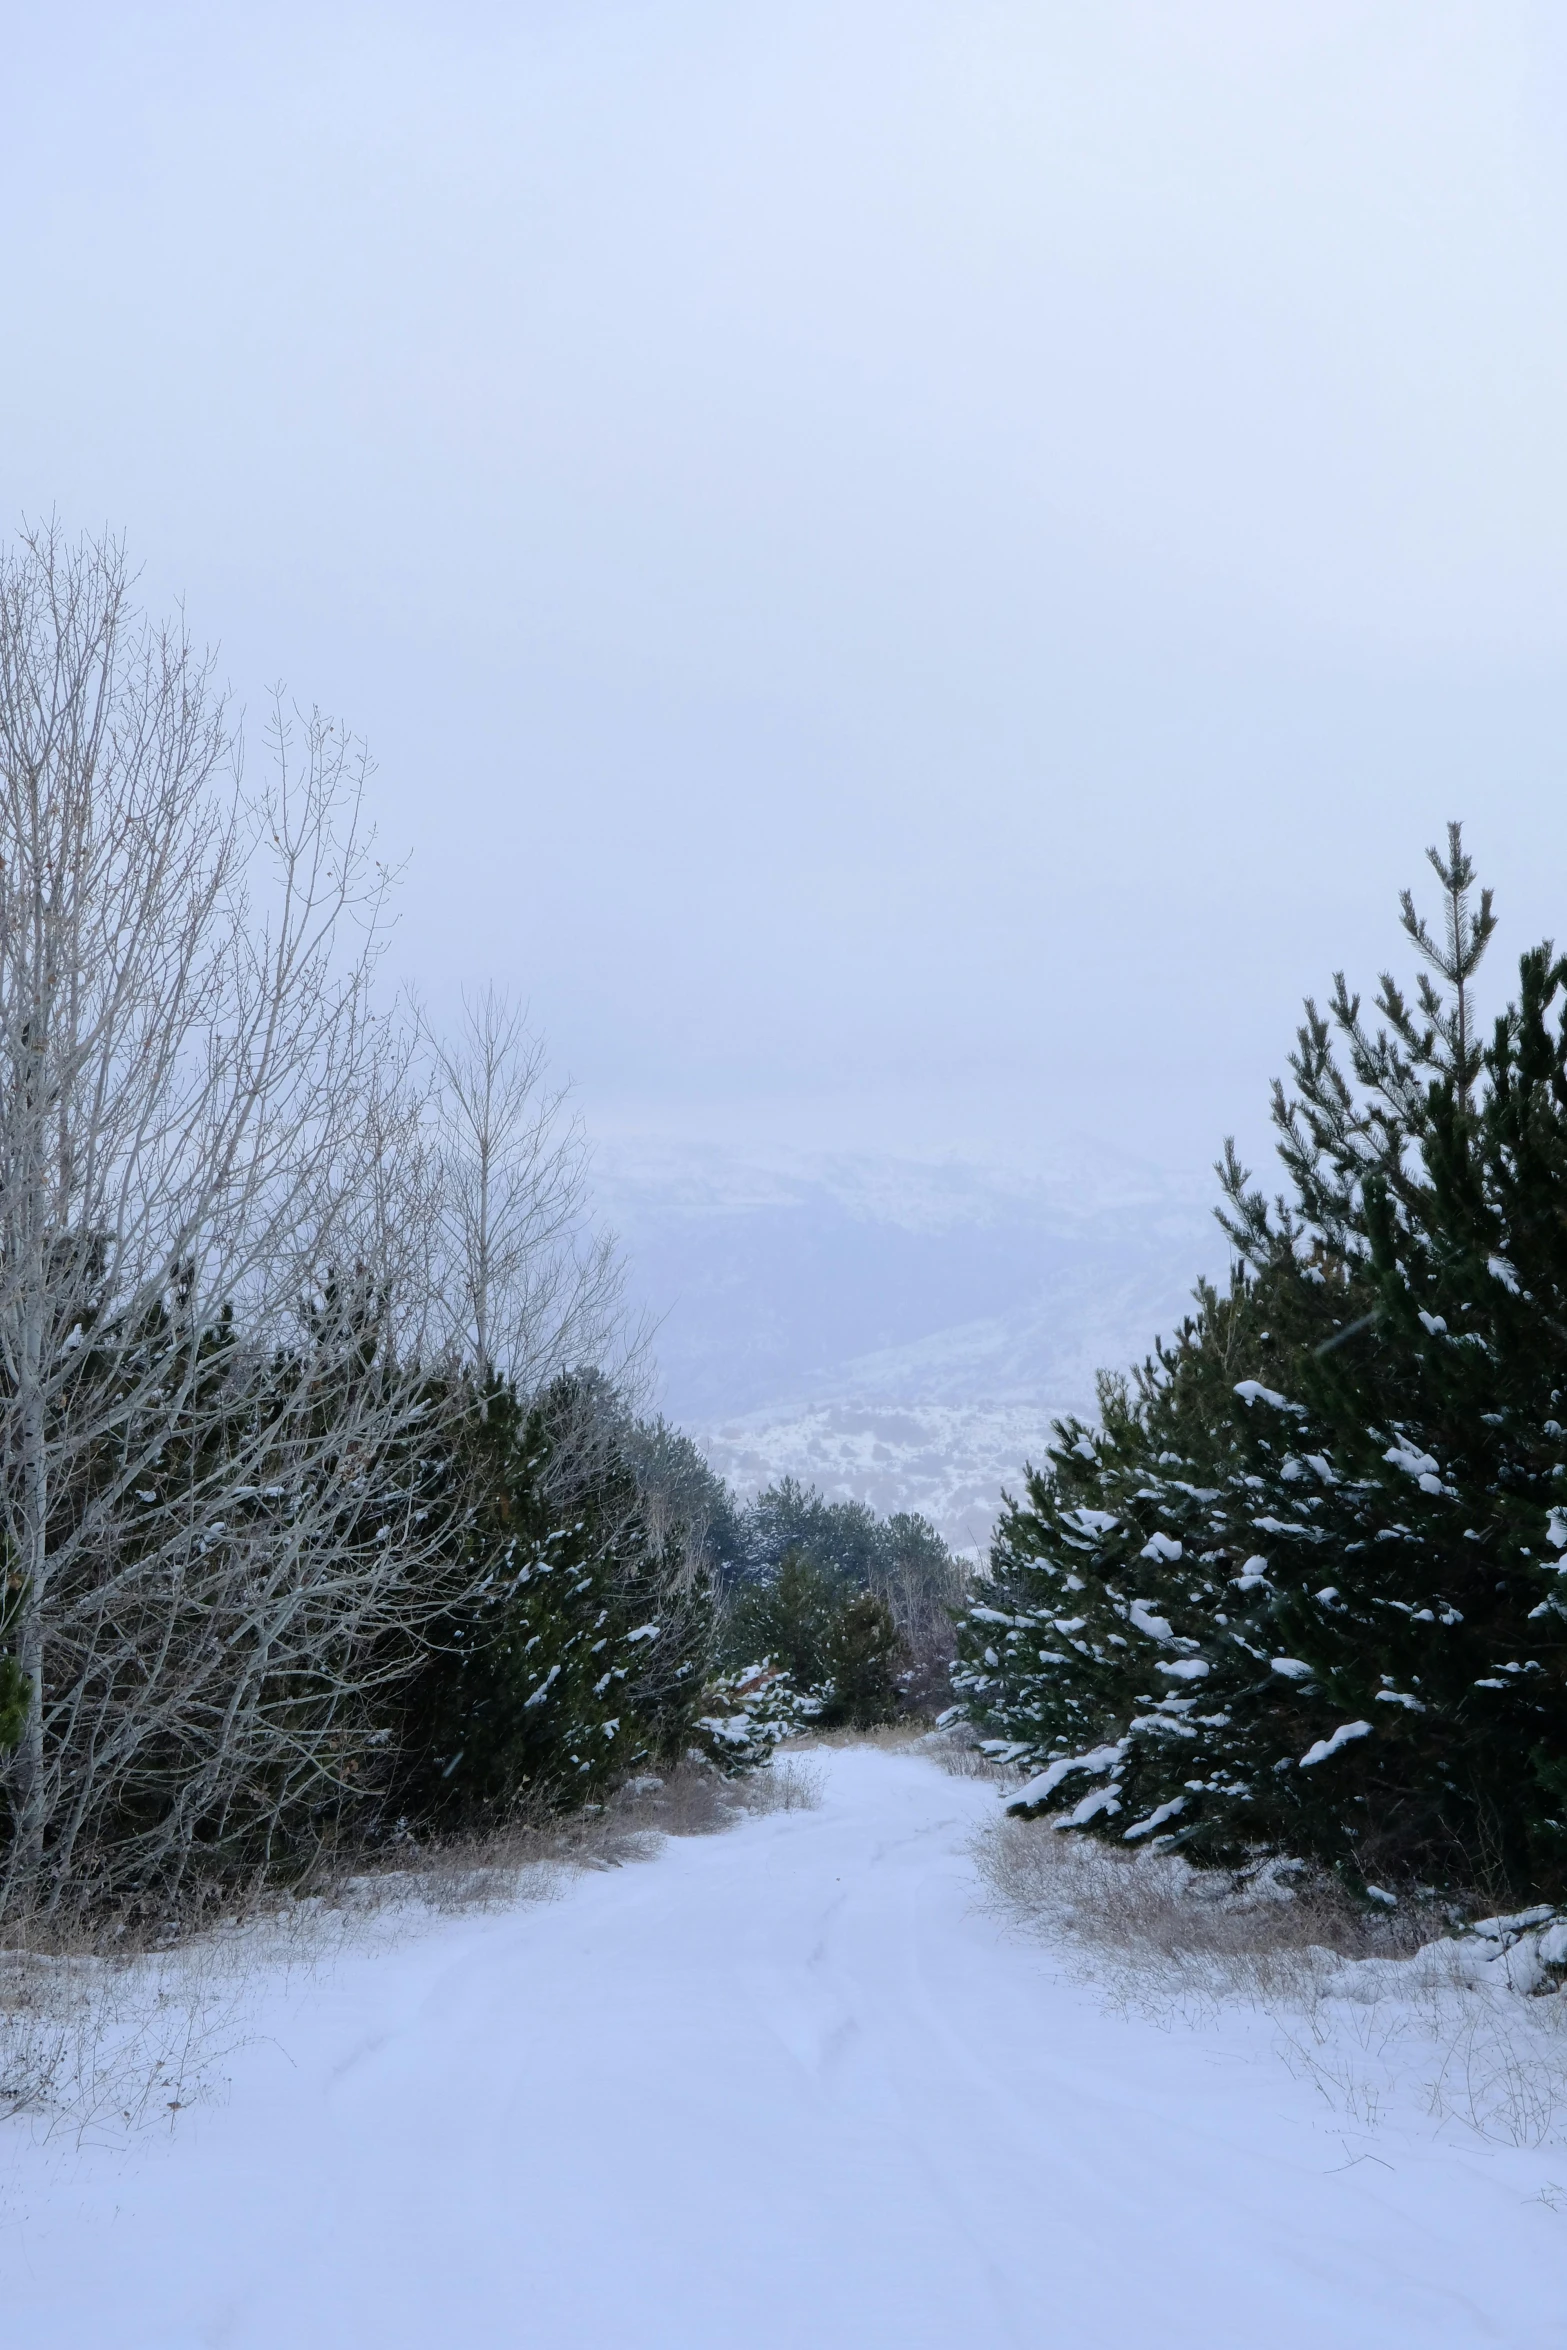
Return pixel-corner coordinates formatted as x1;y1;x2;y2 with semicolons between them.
694;1661;823;1769
955;828;1567;1903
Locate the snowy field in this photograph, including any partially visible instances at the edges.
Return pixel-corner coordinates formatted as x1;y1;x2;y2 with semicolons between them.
4;1747;1563;2348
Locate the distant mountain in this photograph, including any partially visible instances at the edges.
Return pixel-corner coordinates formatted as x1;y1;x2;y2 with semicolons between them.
595;1138;1228;1550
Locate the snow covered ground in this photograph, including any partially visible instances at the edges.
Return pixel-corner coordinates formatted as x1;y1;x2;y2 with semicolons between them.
5;1747;1563;2347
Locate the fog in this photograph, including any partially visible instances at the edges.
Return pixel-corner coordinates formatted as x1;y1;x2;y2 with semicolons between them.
7;2;1565;1156
6;5;1566;1499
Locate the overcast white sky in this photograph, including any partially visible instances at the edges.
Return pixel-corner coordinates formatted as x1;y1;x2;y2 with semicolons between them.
7;2;1567;1181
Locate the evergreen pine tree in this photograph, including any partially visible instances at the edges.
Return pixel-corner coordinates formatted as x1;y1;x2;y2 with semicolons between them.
820;1590;902;1729
734;1480;882;1589
722;1544;906;1728
395;1374;714;1823
955;829;1567;1900
724;1548;839;1688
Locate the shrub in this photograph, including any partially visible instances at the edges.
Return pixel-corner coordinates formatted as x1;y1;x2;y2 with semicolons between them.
694;1663;822;1769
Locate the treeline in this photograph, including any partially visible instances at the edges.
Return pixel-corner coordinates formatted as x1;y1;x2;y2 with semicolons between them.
0;525;960;1918
710;1474;968;1732
0;524;625;1915
954;828;1567;1907
391;1408;967;1828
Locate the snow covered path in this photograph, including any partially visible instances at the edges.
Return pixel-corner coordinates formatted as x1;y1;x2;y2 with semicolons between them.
4;1747;1564;2347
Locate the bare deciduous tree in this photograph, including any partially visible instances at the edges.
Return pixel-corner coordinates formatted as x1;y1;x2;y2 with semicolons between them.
422;987;633;1395
0;524;454;1913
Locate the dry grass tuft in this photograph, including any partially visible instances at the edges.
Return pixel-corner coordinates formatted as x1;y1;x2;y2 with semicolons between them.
739;1755;826;1814
978;1814;1427;1982
977;1813;1567;2149
922;1722;1020;1784
796;1721;929;1754
0;1927;277;2142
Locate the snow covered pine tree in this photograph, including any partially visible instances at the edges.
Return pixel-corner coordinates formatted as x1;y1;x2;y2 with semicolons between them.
954;827;1567;1900
394;1374;714;1821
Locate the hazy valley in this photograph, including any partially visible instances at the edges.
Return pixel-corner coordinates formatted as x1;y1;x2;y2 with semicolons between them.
600;1137;1226;1549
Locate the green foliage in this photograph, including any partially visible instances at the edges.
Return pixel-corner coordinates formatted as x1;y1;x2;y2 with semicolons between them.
393;1376;714;1823
0;1654;26;1755
724;1549;840;1687
723;1547;902;1728
694;1662;822;1769
733;1478;882;1588
624;1413;745;1580
820;1591;902;1729
955;829;1567;1902
723;1479;964;1713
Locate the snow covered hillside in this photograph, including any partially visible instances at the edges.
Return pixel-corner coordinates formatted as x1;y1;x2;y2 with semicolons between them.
698;1399;1057;1555
599;1139;1223;1545
7;1748;1561;2348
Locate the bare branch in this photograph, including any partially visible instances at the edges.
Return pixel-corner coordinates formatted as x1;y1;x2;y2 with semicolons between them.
0;525;458;1914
